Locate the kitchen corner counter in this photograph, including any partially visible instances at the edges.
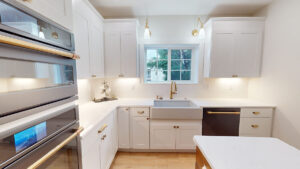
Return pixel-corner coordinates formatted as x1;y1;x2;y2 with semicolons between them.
78;98;275;137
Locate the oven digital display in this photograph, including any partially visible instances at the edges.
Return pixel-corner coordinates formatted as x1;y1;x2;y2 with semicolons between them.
14;122;47;152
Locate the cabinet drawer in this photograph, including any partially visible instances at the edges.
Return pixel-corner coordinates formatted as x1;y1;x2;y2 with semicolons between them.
239;118;272;137
131;107;149;117
240;108;273;118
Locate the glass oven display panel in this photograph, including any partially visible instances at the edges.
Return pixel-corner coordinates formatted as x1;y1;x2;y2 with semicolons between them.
14;122;47;152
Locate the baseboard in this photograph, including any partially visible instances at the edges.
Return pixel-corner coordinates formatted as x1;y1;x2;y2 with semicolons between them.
118;148;195;153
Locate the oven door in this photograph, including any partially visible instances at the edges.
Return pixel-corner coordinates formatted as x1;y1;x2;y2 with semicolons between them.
0;43;77;117
5;124;83;169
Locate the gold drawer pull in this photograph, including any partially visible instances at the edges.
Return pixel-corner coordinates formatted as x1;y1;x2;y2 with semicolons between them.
137;111;145;114
98;124;108;133
23;0;32;2
232;75;238;78
251;124;259;128
101;134;107;140
253;112;260;115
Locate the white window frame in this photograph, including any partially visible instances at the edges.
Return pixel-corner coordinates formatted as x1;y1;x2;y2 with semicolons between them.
144;45;199;84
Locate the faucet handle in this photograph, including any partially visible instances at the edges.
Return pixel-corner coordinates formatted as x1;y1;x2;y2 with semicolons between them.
174;82;177;91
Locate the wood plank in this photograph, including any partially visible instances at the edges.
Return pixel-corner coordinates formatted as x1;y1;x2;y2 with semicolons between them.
195;147;212;169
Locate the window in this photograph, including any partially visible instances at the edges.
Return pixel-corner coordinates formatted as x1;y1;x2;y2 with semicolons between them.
145;46;198;84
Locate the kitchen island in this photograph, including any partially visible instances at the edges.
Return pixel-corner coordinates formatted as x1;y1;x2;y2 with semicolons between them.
193;136;300;169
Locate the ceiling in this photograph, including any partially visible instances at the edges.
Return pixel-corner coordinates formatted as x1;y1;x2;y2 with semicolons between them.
89;0;274;18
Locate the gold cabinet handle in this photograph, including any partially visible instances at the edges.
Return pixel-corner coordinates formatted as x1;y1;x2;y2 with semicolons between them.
101;134;107;140
91;75;97;78
23;0;32;2
232;75;238;77
98;124;108;134
251;124;259;128
27;127;84;169
207;111;240;115
119;74;124;77
253;112;260;115
137;111;145;114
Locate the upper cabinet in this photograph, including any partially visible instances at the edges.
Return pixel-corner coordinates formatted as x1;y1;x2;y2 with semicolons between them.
104;19;138;78
73;0;105;79
204;18;265;78
12;0;73;31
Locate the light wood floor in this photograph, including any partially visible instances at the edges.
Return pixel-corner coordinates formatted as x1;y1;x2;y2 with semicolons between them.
110;152;196;169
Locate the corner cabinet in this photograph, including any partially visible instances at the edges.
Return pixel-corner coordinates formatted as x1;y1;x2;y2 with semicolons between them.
12;0;73;31
73;0;105;79
204;18;265;78
104;19;138;78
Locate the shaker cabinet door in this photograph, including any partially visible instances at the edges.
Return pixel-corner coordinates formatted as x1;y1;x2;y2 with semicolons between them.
131;116;149;149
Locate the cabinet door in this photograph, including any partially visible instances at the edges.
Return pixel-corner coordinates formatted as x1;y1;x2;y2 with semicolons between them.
131;116;149;149
81;129;101;169
73;12;90;78
117;108;130;149
112;110;119;154
150;121;176;149
15;0;72;30
89;24;105;78
104;32;121;77
99;125;113;169
175;121;202;150
210;32;235;77
120;31;137;77
234;31;263;77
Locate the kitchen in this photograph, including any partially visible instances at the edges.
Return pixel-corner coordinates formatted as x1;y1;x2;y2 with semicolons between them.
0;0;300;169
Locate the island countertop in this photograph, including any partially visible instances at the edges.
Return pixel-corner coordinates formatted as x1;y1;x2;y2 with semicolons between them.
193;136;300;169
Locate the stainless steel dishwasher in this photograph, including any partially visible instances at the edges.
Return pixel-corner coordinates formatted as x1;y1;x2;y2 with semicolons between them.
202;108;241;136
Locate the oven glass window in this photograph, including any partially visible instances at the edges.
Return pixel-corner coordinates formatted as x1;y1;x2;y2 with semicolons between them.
0;1;73;50
0;58;74;93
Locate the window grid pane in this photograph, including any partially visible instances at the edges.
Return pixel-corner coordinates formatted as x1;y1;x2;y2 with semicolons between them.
146;48;193;83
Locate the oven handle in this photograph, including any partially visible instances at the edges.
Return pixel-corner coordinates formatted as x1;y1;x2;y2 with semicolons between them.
27;127;84;169
207;111;240;115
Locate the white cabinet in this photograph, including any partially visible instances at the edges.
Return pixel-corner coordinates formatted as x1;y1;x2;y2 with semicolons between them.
150;120;202;150
150;121;176;149
73;0;105;79
117;107;130;149
175;121;202;150
13;0;73;31
104;19;138;78
239;108;273;137
130;108;150;149
204;18;265;78
81;112;116;169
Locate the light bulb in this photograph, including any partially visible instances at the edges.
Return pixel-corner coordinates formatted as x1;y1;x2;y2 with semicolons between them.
144;27;151;40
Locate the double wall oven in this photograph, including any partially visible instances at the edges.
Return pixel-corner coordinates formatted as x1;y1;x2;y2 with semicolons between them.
0;0;82;168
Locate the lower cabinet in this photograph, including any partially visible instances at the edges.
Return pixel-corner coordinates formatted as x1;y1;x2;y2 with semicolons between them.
81;112;117;169
130;108;150;149
150;120;202;150
117;107;130;149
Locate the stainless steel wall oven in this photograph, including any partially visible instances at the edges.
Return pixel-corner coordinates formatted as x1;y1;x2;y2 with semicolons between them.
0;0;82;168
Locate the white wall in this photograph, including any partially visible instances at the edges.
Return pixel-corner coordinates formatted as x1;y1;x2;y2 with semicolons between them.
86;16;250;99
249;0;300;148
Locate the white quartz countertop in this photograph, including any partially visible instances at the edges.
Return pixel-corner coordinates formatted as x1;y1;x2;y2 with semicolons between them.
78;98;275;137
193;136;300;169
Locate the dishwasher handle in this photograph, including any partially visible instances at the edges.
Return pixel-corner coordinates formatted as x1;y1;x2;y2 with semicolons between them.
207;111;240;115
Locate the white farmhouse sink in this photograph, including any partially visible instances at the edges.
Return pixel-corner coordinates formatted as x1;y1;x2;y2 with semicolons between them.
151;100;203;120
